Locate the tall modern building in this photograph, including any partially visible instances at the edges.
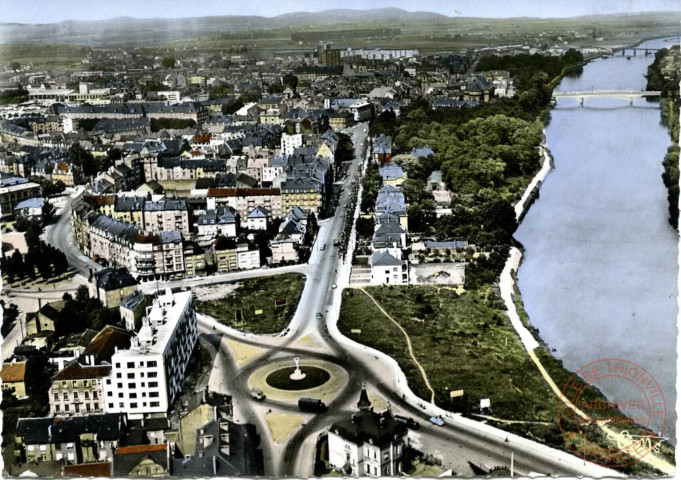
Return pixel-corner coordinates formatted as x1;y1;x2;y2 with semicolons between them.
102;290;197;419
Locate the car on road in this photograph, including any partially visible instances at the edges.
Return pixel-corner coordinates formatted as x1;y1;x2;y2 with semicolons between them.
316;312;323;320
394;415;420;430
429;415;445;426
321;243;326;250
250;388;266;401
332;284;337;289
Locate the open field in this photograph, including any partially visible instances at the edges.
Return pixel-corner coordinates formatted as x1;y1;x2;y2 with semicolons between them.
337;285;674;473
195;273;305;335
0;43;91;70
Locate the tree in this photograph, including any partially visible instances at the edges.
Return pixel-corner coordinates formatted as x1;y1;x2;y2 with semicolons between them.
283;74;298;91
75;285;90;303
10;249;24;280
1;300;19;337
10;62;20;72
70;143;99;177
53;249;69;277
162;57;177;69
25;221;42;249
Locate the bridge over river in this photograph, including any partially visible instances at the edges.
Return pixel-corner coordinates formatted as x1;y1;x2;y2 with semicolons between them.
552;90;662;106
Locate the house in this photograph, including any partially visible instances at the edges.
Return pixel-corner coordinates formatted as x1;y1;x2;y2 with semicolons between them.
270;238;298;264
246;206;270;231
0;176;42;219
196;207;239;238
120;291;148;332
237;240;261;270
463;75;494;103
15;414;122;465
26;299;67;336
379;163;406;186
49;362;111;416
329;111;354;131
182;241;208;277
1;360;29;398
328;388;408;477
214;236;238;272
13;197;50;223
81;325;133;366
373;135;392;165
370;250;407;285
112;443;170;476
375;186;408;230
90;268;139;309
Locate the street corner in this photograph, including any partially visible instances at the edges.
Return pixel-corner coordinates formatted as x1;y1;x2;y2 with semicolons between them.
247;358;349;405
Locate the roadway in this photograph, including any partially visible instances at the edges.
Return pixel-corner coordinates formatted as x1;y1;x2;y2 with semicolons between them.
43;186;101;277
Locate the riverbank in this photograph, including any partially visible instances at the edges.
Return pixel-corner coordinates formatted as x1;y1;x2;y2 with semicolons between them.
515;34;678;453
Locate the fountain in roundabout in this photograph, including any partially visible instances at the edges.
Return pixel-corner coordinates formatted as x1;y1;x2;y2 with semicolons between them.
290;357;306;381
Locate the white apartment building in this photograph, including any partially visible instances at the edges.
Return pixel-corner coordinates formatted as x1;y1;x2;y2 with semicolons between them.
103;290;197;420
281;133;303;155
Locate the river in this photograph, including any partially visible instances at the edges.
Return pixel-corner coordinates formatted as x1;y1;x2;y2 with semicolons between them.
515;37;679;443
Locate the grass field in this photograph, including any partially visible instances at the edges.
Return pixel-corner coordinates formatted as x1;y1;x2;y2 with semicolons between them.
0;43;91;70
195;273;305;334
337;285;674;473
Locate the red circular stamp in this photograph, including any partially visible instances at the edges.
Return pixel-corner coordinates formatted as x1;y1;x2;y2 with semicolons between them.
557;358;667;468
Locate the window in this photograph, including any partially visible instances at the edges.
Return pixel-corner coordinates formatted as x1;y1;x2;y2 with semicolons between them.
117;383;123;388
93;391;98;399
119;402;124;408
27;445;34;452
150;402;160;407
107;392;112;397
127;362;134;368
149;391;159;398
118;393;123;398
140;372;145;377
106;379;111;385
72;381;77;388
75;404;80;413
149;382;158;388
54;393;59;401
86;404;90;412
94;403;99;410
127;373;135;379
148;372;157;378
55;405;60;413
128;383;136;389
346;453;350;461
108;403;114;409
116;373;122;378
65;405;69;412
73;392;79;400
39;445;47;452
148;361;157;367
84;391;89;400
63;392;68;400
130;393;137;399
130;403;138;408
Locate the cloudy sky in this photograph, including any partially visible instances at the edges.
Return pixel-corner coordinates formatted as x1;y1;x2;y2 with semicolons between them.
0;0;678;23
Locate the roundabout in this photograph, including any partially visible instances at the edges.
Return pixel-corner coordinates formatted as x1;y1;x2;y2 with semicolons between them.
248;358;348;404
266;366;331;390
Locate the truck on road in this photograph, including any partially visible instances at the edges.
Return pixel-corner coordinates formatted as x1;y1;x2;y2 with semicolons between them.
298;397;327;413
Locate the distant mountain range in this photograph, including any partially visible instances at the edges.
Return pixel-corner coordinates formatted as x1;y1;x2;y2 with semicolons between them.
0;8;678;47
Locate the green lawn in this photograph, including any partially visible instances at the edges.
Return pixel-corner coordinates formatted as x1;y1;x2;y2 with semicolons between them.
196;274;305;334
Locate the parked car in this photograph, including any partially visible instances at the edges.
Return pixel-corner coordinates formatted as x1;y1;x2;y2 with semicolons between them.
316;312;323;320
429;415;445;426
250;388;266;401
395;415;420;430
332;284;337;289
298;397;327;413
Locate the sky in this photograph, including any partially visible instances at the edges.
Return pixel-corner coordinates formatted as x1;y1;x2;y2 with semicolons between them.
0;0;678;24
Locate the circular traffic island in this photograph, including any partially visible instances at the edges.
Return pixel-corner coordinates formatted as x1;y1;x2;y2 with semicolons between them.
248;358;348;405
266;366;331;391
